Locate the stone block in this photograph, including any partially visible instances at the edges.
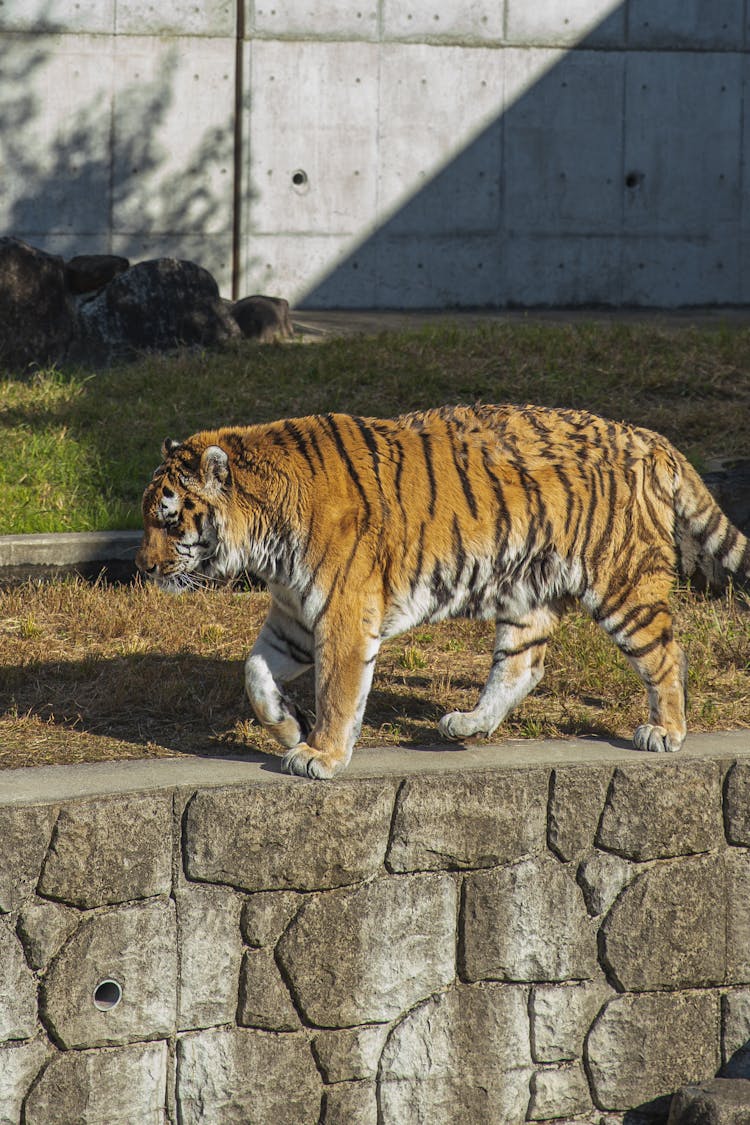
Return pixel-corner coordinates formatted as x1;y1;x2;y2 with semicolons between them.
548;766;612;862
379;984;531;1122
628;1;743;48
248;40;379;236
0;1039;49;1125
386;768;547;872
17;899;79;970
382;0;505;42
24;1040;168;1125
177;884;243;1031
528;1062;592;1120
0;923;38;1042
601;855;726;991
277;874;456;1026
624;53;742;237
531;980;614;1063
313;1025;389;1083
177;1027;321;1125
0;0;114;32
462;856;598;983
577;850;636;916
727;850;750;983
184;779;396;893
115;0;233;35
596;762;724;860
237;948;300;1031
322;1081;377;1125
505;0;625;45
587;992;720;1111
251;0;378;39
377;44;503;237
725;764;750;846
43;899;177;1049
240;891;303;947
0;804;56;914
667;1078;750;1125
38;794;172;908
722;990;750;1078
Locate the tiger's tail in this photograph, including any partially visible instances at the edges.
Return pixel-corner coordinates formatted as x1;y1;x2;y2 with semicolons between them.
673;452;750;593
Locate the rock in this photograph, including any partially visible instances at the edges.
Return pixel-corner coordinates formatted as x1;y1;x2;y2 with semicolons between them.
0;1039;50;1125
0;922;38;1042
379;984;531;1123
237;948;300;1031
0;804;56;915
725;763;750;846
277;874;456;1026
601;855;725;990
596;762;723;860
726;849;750;983
528;1062;592;1120
386;768;547;872
530;980;614;1063
24;1040;168;1125
177;1027;321;1125
42;899;177;1049
587;992;720;1111
77;257;241;360
722;989;750;1078
0;236;77;371
66;254;130;294
667;1078;750;1125
313;1025;389;1083
38;794;172;909
322;1081;377;1125
184;779;397;893
231;294;294;342
577;850;636;916
17;898;79;970
177;884;243;1031
240;890;303;946
462;856;598;983
547;766;612;862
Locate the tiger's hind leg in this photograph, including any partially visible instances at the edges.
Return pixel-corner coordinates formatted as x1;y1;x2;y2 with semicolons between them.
439;604;561;741
244;604;314;749
594;585;687;753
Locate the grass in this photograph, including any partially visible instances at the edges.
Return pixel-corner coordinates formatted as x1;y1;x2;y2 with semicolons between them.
1;318;749;769
2;320;750;532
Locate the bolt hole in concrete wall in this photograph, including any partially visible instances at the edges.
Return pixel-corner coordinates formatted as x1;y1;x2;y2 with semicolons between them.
291;168;309;193
93;979;123;1012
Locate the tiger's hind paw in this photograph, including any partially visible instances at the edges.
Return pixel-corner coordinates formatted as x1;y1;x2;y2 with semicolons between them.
633;724;684;754
281;743;338;780
438;711;491;741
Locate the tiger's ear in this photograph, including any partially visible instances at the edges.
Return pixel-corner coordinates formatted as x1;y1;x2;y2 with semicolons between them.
200;445;229;491
162;438;182;458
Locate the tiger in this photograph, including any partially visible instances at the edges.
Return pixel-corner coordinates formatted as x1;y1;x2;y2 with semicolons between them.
136;404;750;779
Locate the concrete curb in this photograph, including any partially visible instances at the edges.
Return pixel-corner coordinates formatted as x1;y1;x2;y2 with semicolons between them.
0;530;140;569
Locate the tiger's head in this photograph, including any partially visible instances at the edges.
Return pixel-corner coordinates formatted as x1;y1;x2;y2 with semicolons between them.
136;438;231;591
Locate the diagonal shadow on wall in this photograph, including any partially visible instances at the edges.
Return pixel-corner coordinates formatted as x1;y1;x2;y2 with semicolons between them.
297;5;744;310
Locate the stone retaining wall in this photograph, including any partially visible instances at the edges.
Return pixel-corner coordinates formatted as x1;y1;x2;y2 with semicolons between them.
1;754;749;1123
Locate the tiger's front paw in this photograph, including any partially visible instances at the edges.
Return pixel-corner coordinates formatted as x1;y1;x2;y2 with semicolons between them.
281;743;339;780
633;724;684;754
438;711;489;741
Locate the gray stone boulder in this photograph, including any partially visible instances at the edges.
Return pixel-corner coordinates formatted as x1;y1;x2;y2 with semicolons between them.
231;294;294;342
77;257;241;360
66;253;130;294
667;1078;750;1125
0;236;78;371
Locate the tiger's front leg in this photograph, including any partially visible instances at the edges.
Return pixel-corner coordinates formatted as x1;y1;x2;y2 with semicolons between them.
282;600;382;780
245;605;314;750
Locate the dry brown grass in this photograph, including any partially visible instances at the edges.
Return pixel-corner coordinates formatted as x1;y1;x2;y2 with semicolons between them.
1;578;748;771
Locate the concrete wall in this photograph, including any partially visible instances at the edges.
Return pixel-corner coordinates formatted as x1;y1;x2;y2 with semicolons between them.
1;743;749;1124
0;3;748;307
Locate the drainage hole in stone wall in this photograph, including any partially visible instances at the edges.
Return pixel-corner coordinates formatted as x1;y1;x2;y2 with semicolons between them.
291;169;310;193
93;979;123;1011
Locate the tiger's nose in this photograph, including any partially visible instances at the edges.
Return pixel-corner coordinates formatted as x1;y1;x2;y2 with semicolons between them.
134;548;157;576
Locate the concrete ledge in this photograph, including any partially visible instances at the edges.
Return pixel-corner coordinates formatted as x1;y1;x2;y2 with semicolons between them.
1;730;749;805
0;530;141;568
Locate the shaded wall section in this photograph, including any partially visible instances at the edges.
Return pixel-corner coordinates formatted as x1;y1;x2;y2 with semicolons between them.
1;2;748;307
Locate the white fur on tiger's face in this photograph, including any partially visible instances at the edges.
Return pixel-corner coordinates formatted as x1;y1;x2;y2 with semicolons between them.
137;404;750;779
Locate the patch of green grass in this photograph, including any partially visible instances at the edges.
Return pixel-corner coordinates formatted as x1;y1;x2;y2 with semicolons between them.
1;320;750;533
